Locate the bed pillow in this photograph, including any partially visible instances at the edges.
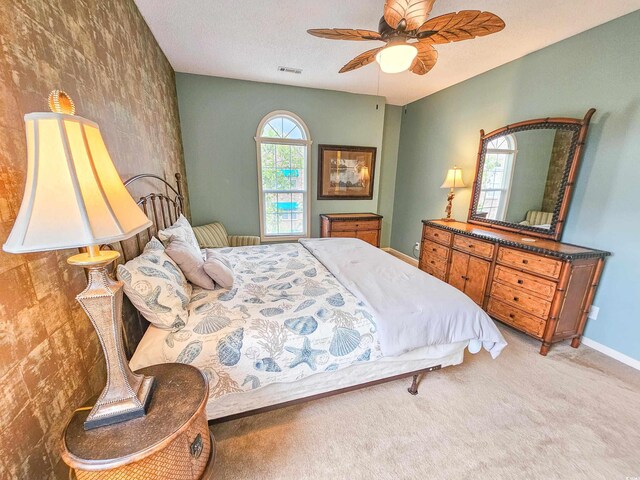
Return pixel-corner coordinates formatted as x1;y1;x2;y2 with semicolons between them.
165;235;216;290
158;214;200;251
116;237;192;330
203;249;235;289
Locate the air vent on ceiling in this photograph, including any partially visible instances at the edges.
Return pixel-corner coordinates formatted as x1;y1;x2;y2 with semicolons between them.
278;66;303;74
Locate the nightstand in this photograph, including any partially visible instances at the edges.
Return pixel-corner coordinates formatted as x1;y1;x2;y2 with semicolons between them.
61;363;214;479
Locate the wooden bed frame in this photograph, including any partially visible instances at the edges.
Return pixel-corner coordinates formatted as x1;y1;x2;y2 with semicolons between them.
115;173;446;423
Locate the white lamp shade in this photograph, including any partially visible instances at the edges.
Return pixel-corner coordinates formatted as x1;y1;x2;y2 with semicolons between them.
440;167;466;189
3;112;151;253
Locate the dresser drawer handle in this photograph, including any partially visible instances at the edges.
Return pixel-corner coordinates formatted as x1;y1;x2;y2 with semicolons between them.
432;248;437;252
433;233;439;237
430;260;435;265
522;259;529;265
509;313;515;319
513;297;519;302
190;433;204;459
517;279;524;285
468;244;474;248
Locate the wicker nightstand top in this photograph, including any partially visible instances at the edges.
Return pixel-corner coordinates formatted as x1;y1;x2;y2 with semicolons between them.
62;363;208;469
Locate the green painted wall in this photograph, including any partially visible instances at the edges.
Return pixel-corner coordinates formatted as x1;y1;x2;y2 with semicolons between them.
378;105;403;247
176;73;393;239
391;11;640;360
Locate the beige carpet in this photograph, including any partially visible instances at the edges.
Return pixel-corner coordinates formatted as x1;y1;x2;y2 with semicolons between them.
210;326;640;479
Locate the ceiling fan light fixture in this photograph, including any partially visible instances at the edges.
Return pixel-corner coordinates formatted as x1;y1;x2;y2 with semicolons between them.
375;43;418;74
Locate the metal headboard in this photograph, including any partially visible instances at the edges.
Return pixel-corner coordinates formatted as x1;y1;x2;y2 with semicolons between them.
114;172;185;358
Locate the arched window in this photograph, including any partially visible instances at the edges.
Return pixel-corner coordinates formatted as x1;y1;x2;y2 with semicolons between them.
256;111;312;241
478;134;517;221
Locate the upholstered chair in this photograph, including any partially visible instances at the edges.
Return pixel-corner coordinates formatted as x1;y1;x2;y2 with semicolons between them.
192;221;260;248
523;210;554;226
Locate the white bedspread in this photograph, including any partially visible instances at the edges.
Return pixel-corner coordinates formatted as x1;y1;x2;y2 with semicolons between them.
299;238;507;358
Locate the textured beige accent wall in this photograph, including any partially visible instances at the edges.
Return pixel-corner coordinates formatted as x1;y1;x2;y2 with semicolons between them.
0;1;186;478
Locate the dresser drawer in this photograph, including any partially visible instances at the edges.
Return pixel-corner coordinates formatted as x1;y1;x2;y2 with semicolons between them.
330;231;356;238
421;254;448;273
355;229;379;247
422;263;447;281
423;226;452;245
421;239;450;260
453;235;495;260
497;247;563;279
493;265;557;301
491;282;552;318
331;219;380;232
487;298;546;338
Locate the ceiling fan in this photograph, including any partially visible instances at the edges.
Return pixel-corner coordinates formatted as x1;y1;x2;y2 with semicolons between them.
308;0;505;75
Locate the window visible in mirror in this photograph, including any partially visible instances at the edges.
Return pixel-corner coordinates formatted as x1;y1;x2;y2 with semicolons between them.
477;135;517;221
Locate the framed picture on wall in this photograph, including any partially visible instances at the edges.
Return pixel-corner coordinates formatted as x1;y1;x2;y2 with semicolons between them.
317;145;377;200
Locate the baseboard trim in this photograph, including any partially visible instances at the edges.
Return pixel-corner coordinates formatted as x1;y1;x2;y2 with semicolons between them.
382;247;419;267
581;337;640;371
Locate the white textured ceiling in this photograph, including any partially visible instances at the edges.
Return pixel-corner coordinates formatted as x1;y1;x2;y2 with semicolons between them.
134;0;640;105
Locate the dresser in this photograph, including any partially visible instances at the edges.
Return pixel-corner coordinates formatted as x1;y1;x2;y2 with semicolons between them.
320;213;383;247
419;220;610;355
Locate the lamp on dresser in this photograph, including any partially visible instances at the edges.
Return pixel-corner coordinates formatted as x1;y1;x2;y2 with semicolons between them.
2;90;155;429
440;166;466;221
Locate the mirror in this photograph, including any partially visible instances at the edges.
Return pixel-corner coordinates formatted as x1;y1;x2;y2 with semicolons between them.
469;111;595;241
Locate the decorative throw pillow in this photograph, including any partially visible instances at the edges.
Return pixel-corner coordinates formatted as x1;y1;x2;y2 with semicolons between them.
117;237;192;330
165;235;216;290
158;214;200;251
203;249;235;289
145;236;165;252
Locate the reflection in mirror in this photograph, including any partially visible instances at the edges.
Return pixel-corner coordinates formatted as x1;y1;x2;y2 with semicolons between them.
475;128;574;229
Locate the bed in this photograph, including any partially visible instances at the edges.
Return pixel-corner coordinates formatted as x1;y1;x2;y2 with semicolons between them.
114;174;506;423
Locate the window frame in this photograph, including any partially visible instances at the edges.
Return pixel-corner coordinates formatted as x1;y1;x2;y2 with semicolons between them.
255;110;312;242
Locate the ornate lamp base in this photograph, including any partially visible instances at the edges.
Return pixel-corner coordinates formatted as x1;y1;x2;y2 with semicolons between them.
442;189;456;222
69;247;155;430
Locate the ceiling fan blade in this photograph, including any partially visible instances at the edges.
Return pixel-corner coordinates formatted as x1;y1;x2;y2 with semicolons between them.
410;42;438;75
339;47;384;73
307;29;383;41
384;0;437;31
417;11;505;44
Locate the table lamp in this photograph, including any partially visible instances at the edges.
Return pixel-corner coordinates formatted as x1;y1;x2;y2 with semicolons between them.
3;90;154;430
440;166;466;222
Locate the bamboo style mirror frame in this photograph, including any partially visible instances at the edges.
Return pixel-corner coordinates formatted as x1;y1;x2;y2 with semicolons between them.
468;109;596;242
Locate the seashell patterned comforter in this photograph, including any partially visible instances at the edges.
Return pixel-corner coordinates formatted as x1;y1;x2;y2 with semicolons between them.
130;243;382;400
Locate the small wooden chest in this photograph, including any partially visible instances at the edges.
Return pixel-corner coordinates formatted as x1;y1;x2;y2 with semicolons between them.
320;213;383;247
62;363;214;480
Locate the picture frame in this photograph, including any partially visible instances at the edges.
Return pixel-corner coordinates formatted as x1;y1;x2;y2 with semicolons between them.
317;145;377;200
